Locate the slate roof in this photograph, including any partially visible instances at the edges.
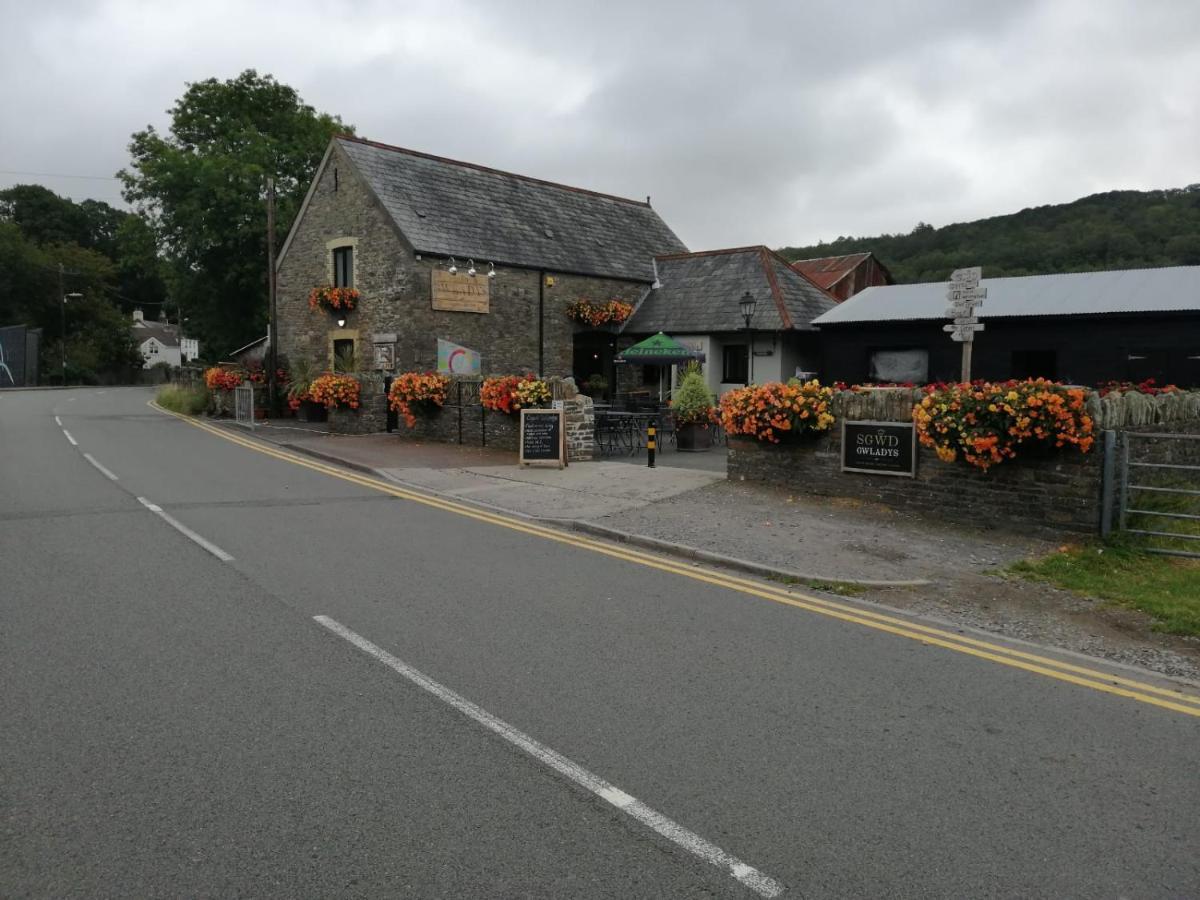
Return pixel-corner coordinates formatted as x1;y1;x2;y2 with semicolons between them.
335;136;687;283
132;321;180;348
813;265;1200;325
625;246;837;334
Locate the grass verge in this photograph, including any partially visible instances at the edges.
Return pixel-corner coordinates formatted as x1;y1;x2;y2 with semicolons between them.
1009;543;1200;636
156;383;209;415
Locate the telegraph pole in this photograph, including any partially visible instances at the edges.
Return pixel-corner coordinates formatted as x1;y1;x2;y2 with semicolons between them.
59;264;66;385
266;177;279;416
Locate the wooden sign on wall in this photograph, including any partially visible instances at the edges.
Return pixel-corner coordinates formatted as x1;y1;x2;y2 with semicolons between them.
432;271;490;314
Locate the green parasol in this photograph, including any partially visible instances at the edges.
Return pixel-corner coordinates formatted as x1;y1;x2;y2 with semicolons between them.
615;332;705;365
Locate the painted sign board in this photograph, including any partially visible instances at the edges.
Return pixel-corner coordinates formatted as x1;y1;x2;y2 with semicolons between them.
841;420;917;477
432;270;490;313
519;408;565;468
437;339;481;375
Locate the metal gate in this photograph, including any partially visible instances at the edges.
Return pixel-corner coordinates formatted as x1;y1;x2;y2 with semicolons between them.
1117;431;1200;558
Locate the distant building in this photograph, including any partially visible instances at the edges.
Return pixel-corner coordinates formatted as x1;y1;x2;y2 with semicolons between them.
812;266;1200;387
790;252;892;302
131;308;197;368
616;246;836;397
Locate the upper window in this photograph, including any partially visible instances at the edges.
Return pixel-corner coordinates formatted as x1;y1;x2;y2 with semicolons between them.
723;343;749;384
333;246;354;288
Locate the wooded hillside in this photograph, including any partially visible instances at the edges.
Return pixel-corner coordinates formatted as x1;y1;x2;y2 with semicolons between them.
778;186;1200;284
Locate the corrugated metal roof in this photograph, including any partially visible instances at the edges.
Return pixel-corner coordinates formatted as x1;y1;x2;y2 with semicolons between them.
812;266;1200;325
790;252;873;291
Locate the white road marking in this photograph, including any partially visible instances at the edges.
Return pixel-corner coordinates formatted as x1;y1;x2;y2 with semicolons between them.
62;429;77;446
136;496;234;562
314;615;785;898
54;415;62;426
83;453;119;481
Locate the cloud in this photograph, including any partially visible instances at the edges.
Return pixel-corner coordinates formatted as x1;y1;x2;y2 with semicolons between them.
2;0;1198;249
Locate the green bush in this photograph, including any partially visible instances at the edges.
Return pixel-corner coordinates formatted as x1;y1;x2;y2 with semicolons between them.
156;383;209;415
671;369;715;425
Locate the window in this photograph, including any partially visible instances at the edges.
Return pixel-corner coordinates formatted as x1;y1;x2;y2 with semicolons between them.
723;343;749;384
148;342;158;355
333;246;354;288
333;338;355;372
869;348;928;383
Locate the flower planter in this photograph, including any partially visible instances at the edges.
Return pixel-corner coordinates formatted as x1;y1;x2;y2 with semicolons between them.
299;400;328;423
676;422;713;452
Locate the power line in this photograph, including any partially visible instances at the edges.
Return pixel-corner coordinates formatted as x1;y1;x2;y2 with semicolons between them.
0;169;121;181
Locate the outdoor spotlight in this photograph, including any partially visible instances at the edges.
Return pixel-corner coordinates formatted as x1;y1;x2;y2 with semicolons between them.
448;257;458;275
467;259;476;277
336;316;346;328
487;262;497;278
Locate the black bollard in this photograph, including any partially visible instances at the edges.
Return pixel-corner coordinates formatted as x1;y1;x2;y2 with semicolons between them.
647;416;656;468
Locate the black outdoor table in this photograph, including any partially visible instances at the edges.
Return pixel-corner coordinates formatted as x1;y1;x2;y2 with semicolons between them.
594;410;662;456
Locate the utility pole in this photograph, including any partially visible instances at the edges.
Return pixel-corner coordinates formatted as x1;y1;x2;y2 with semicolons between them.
59;264;66;386
266;177;279;416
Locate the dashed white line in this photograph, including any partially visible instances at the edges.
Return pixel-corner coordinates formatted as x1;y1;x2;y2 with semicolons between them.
62;429;77;446
136;496;234;562
54;415;63;426
83;453;119;481
313;615;785;898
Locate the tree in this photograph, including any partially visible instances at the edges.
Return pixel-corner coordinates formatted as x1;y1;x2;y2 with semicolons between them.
119;70;351;358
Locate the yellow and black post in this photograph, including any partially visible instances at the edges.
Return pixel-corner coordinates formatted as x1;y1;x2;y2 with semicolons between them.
647;416;657;468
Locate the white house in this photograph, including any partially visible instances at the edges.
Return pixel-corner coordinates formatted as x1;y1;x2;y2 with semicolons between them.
131;308;197;368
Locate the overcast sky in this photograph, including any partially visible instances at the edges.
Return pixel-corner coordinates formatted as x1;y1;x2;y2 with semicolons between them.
2;0;1198;250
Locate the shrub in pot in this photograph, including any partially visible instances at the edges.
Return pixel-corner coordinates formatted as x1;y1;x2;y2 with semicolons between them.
671;368;716;451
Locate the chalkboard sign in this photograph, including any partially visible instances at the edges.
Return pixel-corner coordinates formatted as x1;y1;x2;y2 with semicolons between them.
841;420;916;477
520;408;565;468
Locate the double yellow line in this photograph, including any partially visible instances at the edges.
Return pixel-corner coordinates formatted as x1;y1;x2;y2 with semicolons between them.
157;403;1200;719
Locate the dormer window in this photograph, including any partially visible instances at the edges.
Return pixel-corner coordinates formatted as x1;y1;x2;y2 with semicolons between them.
333;246;354;288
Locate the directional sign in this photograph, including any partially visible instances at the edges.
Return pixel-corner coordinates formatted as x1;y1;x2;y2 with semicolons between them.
947;286;986;302
950;267;982;285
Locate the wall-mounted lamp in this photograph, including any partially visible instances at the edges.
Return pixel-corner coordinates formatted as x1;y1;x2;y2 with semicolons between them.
447;257;458;275
336;316;347;328
467;259;477;277
487;262;497;279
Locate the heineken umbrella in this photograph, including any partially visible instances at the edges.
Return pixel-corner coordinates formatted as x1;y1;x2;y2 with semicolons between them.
615;332;705;400
615;332;705;365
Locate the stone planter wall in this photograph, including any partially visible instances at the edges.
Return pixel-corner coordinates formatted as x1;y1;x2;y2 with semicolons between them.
726;388;1200;537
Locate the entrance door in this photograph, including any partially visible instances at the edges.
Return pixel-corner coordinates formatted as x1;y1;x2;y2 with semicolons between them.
572;332;614;400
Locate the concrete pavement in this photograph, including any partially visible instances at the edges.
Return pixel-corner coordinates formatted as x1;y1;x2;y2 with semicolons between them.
4;386;1200;898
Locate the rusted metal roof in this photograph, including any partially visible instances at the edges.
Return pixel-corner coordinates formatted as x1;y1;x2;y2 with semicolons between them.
790;252;875;291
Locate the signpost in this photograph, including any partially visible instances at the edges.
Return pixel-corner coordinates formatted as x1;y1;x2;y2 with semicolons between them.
943;266;986;382
519;408;566;468
841;421;916;477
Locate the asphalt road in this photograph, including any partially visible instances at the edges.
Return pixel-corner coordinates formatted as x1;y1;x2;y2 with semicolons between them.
3;386;1199;899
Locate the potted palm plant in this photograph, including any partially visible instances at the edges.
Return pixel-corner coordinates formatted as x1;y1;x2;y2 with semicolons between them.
671;366;716;451
287;357;326;423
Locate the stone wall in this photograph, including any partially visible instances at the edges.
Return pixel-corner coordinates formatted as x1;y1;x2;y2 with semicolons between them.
726;388;1200;537
276;142;647;380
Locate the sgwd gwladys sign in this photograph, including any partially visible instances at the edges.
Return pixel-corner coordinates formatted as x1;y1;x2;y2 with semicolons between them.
841;421;916;477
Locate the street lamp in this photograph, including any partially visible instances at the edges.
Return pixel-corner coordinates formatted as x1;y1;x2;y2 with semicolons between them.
61;292;83;385
738;290;757;387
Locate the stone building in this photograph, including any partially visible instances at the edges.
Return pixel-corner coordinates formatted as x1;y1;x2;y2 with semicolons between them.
608;246;836;399
275;135;687;382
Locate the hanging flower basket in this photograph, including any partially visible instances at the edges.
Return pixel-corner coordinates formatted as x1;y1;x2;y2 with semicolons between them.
566;298;633;328
308;286;360;314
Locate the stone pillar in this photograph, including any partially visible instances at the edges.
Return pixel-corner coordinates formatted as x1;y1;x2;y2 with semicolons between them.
564;394;594;462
